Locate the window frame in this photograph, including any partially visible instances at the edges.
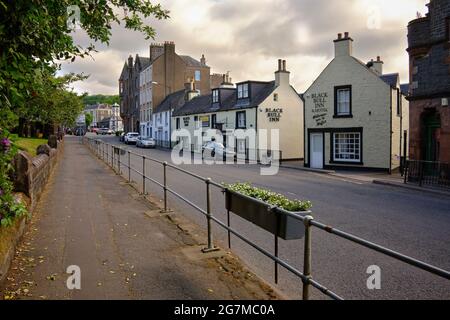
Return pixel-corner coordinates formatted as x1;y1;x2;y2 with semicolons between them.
211;114;217;129
334;85;353;118
195;70;201;81
235;111;247;129
212;89;219;104
237;83;249;99
176;118;180;130
331;131;363;164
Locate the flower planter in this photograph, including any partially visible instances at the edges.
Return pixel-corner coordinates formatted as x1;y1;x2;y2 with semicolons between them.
225;189;305;240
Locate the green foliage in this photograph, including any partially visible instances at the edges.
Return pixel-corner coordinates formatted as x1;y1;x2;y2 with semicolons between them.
0;0;169;227
0;130;29;227
83;95;120;106
85;113;93;127
225;183;312;212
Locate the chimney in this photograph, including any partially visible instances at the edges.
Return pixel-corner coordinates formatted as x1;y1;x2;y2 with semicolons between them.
201;54;206;66
275;59;290;87
150;43;164;62
334;32;353;57
220;72;234;88
372;56;384;75
185;78;200;102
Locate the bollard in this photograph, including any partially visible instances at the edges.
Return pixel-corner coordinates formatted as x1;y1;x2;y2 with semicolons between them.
302;215;314;300
202;178;219;253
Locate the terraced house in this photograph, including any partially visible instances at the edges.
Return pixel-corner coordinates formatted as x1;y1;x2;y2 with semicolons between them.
120;41;213;135
303;33;409;172
172;60;304;160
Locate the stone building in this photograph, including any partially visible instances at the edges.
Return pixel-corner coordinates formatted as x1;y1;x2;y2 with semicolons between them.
122;41;212;136
303;33;409;172
407;0;450;163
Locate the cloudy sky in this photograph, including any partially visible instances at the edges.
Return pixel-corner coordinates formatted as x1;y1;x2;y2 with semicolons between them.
62;0;429;95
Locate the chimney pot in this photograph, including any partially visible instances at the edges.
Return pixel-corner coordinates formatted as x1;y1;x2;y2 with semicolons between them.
344;32;349;38
377;56;381;62
338;33;342;39
282;60;287;71
278;59;282;71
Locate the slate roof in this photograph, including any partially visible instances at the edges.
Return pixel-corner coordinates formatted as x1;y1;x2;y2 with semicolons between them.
173;81;276;117
400;84;409;96
180;55;205;67
380;73;400;88
154;90;186;113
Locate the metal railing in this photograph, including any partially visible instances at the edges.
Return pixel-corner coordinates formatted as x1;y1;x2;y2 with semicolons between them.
84;137;450;300
404;160;450;189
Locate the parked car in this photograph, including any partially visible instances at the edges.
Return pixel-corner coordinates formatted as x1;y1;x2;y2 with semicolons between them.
91;127;99;134
202;141;236;159
97;128;108;135
136;137;156;149
119;132;126;142
124;132;139;144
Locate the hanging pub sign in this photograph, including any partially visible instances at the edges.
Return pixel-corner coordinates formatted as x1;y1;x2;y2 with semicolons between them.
266;108;283;122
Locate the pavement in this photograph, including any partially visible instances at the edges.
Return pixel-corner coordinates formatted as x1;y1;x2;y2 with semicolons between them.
93;134;450;300
0;137;280;300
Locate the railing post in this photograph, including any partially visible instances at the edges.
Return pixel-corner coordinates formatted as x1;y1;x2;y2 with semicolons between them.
202;178;219;253
302;215;314;300
142;155;146;195
118;148;121;174
162;161;168;212
128;151;131;182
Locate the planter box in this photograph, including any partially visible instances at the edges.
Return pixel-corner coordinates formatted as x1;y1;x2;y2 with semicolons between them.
225;190;305;240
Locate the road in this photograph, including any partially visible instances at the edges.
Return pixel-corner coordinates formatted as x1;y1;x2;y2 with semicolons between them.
91;134;450;300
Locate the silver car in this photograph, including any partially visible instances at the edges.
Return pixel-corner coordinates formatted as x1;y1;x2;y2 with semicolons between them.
136;137;156;148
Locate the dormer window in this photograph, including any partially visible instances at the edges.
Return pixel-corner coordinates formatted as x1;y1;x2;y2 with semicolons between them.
212;89;219;103
237;83;249;99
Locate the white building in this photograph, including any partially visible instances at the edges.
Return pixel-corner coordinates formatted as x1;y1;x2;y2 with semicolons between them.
84;104;112;128
139;64;153;137
172;61;304;160
302;33;409;172
111;103;124;132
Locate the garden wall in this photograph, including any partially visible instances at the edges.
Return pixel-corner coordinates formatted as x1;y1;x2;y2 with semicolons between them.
0;137;63;285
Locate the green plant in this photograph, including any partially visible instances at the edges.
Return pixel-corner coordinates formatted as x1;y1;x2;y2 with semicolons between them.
225;183;312;212
0;129;28;227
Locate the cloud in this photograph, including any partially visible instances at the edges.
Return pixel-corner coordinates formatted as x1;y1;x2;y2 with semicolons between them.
62;0;429;95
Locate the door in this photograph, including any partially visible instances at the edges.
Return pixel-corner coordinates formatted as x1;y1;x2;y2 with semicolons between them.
310;133;324;169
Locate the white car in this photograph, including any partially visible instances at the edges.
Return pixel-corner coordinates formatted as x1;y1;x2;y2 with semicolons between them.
202;141;236;159
124;132;139;144
136;137;156;148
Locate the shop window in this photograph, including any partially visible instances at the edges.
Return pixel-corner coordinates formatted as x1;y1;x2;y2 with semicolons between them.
333;132;361;163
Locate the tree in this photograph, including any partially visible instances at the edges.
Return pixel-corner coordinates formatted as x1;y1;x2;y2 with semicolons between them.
0;0;170;130
83;95;120;106
85;113;93;128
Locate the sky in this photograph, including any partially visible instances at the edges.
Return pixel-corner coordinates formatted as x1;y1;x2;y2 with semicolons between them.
62;0;429;95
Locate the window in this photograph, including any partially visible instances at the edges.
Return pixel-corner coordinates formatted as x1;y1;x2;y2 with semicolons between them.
176;118;180;130
333;132;361;162
397;89;401;116
237;139;246;153
195;70;201;81
274;93;278;101
236;111;246;129
212;90;219;103
194;116;199;128
237;83;249;99
334;86;352;117
211;114;217;129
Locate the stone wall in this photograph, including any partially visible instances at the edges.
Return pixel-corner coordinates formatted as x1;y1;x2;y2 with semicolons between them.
0;137;63;285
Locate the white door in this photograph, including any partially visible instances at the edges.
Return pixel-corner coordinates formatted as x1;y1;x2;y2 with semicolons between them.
310;133;324;169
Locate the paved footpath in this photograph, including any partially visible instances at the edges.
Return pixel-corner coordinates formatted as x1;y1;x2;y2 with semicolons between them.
0;137;279;300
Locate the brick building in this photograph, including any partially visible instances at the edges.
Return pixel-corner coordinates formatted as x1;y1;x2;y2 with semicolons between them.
120;42;213;134
407;0;450;163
